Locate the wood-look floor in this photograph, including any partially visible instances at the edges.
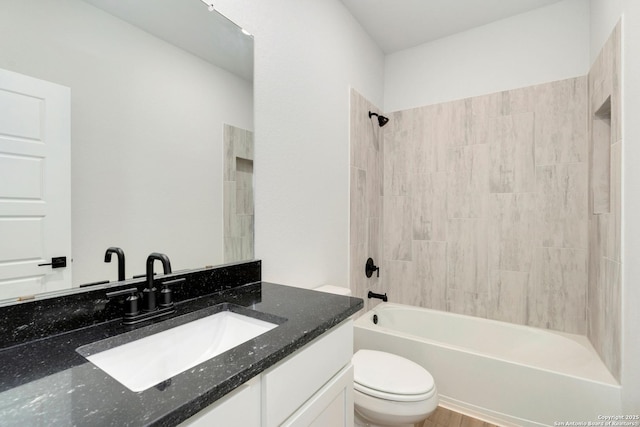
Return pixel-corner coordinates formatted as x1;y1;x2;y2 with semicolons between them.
421;406;500;427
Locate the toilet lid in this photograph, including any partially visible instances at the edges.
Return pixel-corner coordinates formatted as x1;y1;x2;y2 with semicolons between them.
352;350;435;396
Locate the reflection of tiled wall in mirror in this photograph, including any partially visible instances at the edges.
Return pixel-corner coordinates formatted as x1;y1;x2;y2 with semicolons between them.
224;124;255;262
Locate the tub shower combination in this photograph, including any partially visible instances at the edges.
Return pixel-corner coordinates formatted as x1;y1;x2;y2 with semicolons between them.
354;303;621;427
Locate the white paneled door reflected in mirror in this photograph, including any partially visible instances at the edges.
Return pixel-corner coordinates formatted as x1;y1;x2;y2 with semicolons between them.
0;0;254;301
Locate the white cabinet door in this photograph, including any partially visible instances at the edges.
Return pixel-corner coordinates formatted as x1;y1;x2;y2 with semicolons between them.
262;320;353;427
0;68;71;299
282;364;354;427
179;377;261;427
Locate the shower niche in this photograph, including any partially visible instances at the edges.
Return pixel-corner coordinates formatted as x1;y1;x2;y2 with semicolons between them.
591;96;612;214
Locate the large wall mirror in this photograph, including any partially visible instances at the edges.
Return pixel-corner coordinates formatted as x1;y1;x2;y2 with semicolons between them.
0;0;254;301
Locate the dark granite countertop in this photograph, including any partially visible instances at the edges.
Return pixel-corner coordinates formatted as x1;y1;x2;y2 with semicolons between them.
0;282;362;426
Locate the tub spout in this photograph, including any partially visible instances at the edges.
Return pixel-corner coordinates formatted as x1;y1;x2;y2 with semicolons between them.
368;291;388;302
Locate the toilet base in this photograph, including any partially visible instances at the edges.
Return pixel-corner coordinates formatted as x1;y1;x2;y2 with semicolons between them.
354;410;417;427
353;388;437;427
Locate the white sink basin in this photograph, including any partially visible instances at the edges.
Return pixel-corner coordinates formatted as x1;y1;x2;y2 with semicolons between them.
82;310;277;392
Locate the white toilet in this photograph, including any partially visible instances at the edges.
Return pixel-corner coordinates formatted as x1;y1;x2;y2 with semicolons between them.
314;286;438;427
352;349;438;427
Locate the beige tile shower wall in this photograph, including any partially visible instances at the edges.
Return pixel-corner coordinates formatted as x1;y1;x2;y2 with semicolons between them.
224;124;255;263
350;89;384;314
587;21;622;381
382;76;588;334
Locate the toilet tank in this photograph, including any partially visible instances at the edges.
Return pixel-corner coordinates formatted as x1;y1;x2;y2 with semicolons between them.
314;285;352;296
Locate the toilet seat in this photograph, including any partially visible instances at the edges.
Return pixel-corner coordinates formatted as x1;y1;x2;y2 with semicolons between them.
352;350;435;402
354;381;436;402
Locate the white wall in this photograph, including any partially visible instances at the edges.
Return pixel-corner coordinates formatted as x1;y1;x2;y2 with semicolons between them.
620;0;640;411
0;0;253;285
590;0;623;57
215;0;384;288
384;0;590;112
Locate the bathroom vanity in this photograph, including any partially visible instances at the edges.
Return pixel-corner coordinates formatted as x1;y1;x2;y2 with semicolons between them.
183;319;354;427
0;261;362;426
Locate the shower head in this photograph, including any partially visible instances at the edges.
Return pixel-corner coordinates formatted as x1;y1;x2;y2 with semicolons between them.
369;111;389;127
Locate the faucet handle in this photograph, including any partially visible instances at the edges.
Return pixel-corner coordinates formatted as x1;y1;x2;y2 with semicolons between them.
158;278;185;308
106;288;141;318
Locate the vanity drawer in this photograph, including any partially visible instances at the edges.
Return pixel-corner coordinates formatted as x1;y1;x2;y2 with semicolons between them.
179;377;260;427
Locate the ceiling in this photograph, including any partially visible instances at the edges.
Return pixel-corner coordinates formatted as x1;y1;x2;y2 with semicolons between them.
82;0;253;81
80;0;566;79
339;0;566;54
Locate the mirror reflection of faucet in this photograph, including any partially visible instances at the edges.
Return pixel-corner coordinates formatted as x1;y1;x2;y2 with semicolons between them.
104;247;126;281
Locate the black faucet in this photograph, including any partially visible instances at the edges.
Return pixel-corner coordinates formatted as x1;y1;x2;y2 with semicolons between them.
104;247;126;281
143;252;172;312
106;252;183;325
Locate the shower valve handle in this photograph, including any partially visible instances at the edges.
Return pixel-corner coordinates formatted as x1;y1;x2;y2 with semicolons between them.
365;258;379;278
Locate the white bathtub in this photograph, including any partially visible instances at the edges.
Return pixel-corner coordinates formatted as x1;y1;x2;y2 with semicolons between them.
353;303;621;427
